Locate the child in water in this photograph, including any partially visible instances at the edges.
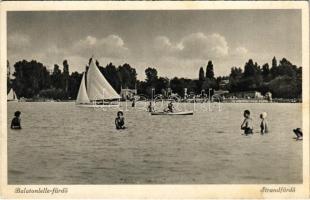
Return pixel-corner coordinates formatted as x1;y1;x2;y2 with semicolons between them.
260;112;268;135
11;111;22;129
115;111;125;129
241;110;253;135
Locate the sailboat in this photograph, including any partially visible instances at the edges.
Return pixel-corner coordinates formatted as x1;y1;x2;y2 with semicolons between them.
7;88;18;102
76;59;120;107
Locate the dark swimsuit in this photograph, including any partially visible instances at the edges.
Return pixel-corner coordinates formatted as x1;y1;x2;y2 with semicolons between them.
242;119;253;135
115;117;125;129
11;117;21;129
294;130;302;138
244;127;253;135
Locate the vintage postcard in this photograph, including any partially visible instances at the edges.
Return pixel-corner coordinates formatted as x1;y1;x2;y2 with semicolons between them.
0;1;309;199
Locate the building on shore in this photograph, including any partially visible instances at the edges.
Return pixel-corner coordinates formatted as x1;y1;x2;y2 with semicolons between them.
120;88;137;100
213;90;229;96
223;91;264;99
218;79;229;90
265;92;272;102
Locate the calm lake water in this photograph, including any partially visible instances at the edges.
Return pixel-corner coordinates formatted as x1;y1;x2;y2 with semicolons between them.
7;102;302;184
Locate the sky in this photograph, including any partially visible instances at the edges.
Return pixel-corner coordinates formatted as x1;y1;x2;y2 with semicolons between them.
7;10;301;80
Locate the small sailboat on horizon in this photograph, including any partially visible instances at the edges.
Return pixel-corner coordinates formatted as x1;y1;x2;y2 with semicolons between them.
76;59;120;107
7;88;18;102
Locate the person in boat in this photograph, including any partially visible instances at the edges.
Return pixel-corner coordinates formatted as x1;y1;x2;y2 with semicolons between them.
241;110;253;135
147;101;154;112
11;111;22;129
115;111;125;129
293;128;302;140
166;101;174;113
260;112;268;135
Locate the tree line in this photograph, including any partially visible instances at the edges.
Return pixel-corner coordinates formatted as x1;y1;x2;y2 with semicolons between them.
7;56;302;100
227;57;302;98
8;59;138;100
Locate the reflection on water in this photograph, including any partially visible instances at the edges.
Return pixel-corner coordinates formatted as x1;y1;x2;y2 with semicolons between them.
8;102;302;184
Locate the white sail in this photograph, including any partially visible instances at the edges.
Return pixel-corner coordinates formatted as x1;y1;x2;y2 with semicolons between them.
86;60;120;100
76;72;90;104
7;88;17;101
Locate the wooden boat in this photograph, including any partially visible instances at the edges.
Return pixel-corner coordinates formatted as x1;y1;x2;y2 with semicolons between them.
151;111;194;115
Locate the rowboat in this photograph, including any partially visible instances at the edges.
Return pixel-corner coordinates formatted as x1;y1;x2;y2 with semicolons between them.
151;111;194;115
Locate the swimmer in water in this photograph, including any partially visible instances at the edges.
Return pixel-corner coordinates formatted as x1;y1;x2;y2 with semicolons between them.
293;128;302;140
115;111;125;129
260;112;268;135
241;110;253;135
11;111;22;129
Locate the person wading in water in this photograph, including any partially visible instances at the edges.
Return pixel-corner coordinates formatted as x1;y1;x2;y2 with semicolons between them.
11;111;22;129
241;110;253;135
115;111;125;129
